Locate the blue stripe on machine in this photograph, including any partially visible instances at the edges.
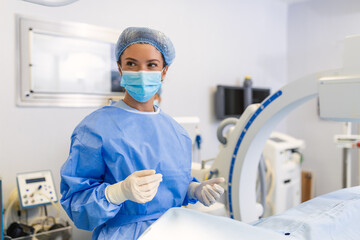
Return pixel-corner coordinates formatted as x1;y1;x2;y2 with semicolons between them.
227;90;282;219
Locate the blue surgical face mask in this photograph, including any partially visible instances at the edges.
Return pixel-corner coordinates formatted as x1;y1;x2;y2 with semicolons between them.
120;70;163;102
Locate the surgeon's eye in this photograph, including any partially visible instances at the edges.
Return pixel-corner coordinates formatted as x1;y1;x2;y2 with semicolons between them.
148;63;158;68
126;61;136;67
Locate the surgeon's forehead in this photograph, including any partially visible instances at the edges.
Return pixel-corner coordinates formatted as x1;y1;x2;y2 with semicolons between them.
121;43;163;61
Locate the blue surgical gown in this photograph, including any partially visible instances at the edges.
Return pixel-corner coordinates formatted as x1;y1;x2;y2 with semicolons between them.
60;102;197;239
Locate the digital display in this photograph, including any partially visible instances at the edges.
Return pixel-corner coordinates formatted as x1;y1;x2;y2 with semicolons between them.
26;177;46;184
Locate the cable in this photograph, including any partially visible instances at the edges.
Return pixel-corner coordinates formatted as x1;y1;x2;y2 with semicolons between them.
37;192;60;219
26;209;29;225
29;186;60;219
258;156;266;218
3;188;19;231
5;187;63;239
31;216;56;240
27;189;61;240
264;157;275;216
44;205;48;217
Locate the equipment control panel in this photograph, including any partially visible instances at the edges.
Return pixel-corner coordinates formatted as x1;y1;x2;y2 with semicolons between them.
17;170;58;209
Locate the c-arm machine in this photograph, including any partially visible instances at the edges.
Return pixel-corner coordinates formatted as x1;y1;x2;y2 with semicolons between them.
209;35;360;222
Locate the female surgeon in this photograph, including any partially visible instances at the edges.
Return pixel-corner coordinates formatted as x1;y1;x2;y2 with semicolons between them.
60;27;225;240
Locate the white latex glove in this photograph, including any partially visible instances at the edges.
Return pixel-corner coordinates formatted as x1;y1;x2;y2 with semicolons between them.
187;178;225;207
105;170;162;205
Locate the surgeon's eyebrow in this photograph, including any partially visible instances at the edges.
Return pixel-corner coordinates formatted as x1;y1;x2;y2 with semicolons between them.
147;59;161;63
124;57;139;62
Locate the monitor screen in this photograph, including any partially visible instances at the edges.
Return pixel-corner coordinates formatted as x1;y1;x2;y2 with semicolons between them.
224;87;245;116
253;88;271;104
215;85;270;120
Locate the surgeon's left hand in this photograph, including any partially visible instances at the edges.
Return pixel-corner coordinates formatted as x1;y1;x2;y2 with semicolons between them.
187;178;225;207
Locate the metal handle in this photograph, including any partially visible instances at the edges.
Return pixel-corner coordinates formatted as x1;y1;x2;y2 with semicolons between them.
217;118;238;145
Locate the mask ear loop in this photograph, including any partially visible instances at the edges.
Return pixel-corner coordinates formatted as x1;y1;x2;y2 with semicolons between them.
118;65;123;76
161;67;166;82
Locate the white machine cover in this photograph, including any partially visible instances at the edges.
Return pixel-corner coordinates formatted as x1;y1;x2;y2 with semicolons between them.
253;186;360;240
139;207;287;240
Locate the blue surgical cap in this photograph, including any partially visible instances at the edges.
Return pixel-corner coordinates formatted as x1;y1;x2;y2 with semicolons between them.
115;27;175;66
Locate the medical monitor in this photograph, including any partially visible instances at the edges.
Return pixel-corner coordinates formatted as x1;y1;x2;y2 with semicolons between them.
215;85;270;120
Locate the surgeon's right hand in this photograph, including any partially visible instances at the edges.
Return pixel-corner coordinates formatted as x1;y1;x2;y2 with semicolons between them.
105;170;163;205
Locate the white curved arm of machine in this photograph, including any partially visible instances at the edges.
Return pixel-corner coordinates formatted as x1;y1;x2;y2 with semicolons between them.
210;35;360;223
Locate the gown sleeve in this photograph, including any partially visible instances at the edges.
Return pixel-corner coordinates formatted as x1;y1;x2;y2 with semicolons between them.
182;177;199;206
60;129;121;231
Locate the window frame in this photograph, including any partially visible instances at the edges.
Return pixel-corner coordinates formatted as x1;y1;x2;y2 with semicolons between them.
16;15;123;107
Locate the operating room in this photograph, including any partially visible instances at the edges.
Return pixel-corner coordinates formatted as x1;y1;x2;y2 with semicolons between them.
1;0;360;239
